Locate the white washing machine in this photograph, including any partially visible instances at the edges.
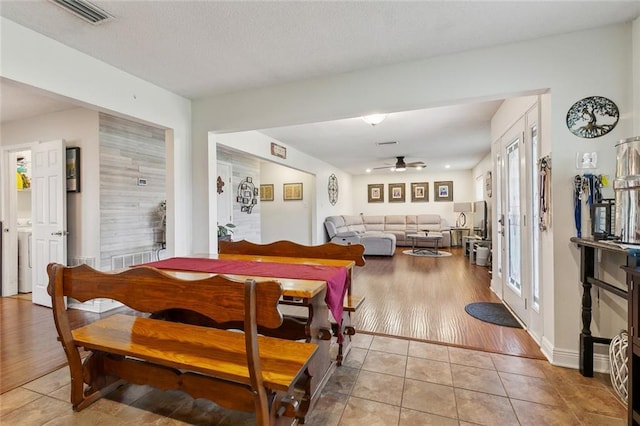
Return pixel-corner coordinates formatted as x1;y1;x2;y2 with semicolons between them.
17;222;32;293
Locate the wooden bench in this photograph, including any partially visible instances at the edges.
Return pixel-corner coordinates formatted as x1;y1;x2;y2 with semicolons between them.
218;240;366;365
218;239;366;268
47;263;318;425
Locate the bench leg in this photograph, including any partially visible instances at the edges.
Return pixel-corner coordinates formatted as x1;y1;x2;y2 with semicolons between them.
65;347;86;410
70;352;125;411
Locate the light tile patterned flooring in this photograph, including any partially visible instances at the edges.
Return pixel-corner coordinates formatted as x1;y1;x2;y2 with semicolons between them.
0;333;627;425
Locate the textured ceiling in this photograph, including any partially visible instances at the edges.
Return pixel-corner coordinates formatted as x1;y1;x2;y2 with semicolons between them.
260;100;504;174
1;1;638;173
2;1;639;99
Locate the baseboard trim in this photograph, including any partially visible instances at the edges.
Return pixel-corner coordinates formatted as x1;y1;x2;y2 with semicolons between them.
486;285;613;373
542;338;611;373
68;298;122;313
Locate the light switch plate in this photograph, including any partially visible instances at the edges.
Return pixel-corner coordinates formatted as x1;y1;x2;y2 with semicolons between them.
576;152;597;169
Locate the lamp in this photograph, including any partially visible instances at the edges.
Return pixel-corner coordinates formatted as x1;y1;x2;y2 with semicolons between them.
361;114;387;126
453;202;472;227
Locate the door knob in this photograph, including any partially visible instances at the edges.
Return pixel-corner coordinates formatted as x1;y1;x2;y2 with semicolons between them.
51;231;69;236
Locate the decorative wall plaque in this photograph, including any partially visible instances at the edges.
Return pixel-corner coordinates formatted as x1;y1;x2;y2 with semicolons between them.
566;96;619;138
236;176;258;213
216;176;224;194
270;142;287;159
328;174;338;205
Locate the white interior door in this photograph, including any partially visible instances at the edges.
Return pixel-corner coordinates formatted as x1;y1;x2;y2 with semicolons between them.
0;150;20;296
501;119;528;323
31;140;67;307
498;103;544;334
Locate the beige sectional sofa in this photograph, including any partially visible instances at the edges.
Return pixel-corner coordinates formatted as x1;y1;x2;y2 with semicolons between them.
324;214;451;256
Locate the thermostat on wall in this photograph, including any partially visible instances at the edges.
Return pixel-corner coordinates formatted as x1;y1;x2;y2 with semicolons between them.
137;178;148;186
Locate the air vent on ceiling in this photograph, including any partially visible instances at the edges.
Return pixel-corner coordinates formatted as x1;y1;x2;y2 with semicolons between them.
50;0;114;25
376;141;398;146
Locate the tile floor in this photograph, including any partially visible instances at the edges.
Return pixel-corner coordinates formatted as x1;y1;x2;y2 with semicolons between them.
0;333;627;425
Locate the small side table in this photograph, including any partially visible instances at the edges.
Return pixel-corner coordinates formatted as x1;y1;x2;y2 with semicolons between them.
463;236;482;257
450;227;470;247
469;240;492;265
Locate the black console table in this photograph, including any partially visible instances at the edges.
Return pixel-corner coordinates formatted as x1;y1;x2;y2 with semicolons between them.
571;237;639;425
570;238;632;377
622;266;640;425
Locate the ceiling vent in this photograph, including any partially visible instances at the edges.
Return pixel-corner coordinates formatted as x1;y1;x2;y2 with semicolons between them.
49;0;114;25
375;141;398;146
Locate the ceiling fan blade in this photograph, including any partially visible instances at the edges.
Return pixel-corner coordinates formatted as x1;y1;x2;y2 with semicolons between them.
370;156;424;170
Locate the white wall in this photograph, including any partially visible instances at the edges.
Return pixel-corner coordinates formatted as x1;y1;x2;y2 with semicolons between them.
209;130;352;250
472;153;493;233
193;23;635;367
352;170;473;227
0;18;192;256
260;161;314;244
1;108;100;264
472;153;492;197
217;146;262;243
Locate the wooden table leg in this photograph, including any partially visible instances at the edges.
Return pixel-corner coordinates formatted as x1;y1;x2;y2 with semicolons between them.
297;288;335;421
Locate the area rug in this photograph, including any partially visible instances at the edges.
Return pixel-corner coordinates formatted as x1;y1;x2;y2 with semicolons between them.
464;302;522;328
402;249;452;258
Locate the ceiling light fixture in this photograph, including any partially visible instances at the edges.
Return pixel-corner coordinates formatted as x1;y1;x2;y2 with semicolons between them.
361;114;387;126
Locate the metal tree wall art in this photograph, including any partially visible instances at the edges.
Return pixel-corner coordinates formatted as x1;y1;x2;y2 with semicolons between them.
566;96;619;138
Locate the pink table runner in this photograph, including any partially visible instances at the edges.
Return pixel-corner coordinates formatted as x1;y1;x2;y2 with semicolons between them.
141;257;348;342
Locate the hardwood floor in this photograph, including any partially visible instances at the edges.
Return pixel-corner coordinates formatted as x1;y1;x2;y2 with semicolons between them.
1;296;62;394
1;247;542;396
0;296;111;394
353;246;544;359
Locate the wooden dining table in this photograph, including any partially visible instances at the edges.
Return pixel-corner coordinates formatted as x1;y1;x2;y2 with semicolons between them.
141;253;355;420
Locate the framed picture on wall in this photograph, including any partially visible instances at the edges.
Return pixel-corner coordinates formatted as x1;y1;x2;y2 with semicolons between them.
388;183;405;202
368;184;384;203
260;184;274;201
66;147;80;193
434;181;453;202
411;182;429;202
283;182;303;200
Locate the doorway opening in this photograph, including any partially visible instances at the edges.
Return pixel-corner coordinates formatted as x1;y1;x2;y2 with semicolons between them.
1;145;34;299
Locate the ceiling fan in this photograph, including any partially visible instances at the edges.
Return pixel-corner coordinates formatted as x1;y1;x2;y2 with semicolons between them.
373;156;425;171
